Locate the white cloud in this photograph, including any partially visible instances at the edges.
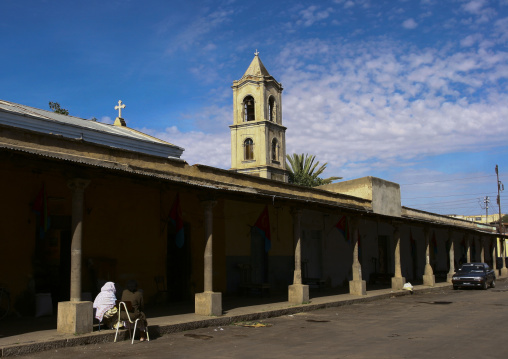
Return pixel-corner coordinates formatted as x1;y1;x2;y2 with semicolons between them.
97;116;113;124
274;38;508;179
461;0;497;24
163;8;235;54
462;0;487;14
142;126;231;168
402;18;418;29
297;6;333;27
143;13;508;188
460;34;482;47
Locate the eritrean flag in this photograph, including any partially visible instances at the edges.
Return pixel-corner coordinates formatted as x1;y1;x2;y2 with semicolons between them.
335;215;349;244
169;194;184;248
254;205;271;252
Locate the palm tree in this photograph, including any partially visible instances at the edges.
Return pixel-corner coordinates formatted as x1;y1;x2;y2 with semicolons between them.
285;153;342;187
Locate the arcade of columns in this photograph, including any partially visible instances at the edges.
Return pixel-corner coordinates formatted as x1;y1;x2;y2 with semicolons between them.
59;184;508;324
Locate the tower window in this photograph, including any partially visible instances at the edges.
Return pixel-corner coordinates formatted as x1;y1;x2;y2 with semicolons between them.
243;96;255;122
271;138;279;161
244;138;254;160
268;96;276;122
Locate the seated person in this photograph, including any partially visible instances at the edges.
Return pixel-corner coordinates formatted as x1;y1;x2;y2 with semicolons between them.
120;280;148;341
93;281;118;329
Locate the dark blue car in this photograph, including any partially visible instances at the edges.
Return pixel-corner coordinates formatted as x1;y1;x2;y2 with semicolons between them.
452;263;496;290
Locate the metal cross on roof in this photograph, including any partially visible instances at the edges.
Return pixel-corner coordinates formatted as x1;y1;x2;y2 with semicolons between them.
254;49;259;56
115;100;126;118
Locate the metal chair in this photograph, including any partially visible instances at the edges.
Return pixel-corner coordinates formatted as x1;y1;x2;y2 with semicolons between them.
114;301;149;344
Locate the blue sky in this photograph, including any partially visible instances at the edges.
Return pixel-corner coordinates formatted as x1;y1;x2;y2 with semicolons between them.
2;0;508;216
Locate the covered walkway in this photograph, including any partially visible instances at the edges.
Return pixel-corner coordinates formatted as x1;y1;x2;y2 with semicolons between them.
1;280;492;357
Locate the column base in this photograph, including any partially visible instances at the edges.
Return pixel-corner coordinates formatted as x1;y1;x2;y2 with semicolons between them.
195;292;222;316
349;280;366;296
500;268;508;277
423;274;435;286
391;276;406;290
447;273;454;283
57;301;93;334
288;284;309;304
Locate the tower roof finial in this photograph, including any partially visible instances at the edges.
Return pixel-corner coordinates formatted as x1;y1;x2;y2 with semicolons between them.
254;49;259;56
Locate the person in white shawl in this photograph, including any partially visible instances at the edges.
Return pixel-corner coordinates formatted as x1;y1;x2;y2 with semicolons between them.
93;282;118;327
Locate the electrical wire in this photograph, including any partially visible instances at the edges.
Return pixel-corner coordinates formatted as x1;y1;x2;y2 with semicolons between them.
400;174;497;186
402;191;498;200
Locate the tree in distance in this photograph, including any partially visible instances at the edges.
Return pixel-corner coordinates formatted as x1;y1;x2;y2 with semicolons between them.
286;153;342;187
48;102;69;115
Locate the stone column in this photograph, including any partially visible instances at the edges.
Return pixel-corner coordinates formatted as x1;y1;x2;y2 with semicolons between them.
58;178;92;334
447;231;455;283
195;200;222;316
466;234;471;263
423;227;435;286
480;237;485;263
289;208;309;304
349;217;366;295
492;237;498;272
501;235;508;277
391;224;405;290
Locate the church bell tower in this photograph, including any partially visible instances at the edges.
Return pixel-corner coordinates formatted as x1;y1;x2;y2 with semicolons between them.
230;51;288;182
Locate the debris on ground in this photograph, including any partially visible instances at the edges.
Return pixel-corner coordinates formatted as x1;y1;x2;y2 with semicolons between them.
403;282;414;294
233;321;272;328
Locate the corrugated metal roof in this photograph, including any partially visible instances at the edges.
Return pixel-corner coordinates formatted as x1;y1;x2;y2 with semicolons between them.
0;141;370;213
0;99;185;159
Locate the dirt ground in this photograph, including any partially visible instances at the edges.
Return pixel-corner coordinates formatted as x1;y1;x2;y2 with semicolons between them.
19;282;508;359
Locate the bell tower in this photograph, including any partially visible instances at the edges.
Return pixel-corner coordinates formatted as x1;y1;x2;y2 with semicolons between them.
230;51;288;182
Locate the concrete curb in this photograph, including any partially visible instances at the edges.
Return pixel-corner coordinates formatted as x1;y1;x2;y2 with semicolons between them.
0;281;497;357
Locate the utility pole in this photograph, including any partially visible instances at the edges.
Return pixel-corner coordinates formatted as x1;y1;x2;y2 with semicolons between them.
479;196;490;224
496;165;504;230
496;165;507;275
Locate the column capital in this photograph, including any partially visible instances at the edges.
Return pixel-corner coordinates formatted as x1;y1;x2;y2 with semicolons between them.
290;207;303;218
349;216;360;228
423;227;430;237
200;199;217;211
67;178;90;191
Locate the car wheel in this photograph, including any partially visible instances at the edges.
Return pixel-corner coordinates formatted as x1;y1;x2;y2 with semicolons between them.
491;279;496;288
482;281;488;290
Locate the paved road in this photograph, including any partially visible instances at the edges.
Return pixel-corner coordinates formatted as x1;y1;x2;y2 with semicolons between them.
20;283;508;359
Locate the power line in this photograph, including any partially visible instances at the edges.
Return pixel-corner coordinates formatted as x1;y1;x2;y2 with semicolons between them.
400;174;497;186
402;191;498;200
404;195;508;207
404;198;481;207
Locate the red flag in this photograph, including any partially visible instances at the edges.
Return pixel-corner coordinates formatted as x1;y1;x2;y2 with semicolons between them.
335;215;349;243
254;205;271;252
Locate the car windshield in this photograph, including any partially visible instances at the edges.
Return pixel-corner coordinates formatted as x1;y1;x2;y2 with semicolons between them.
458;265;484;273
